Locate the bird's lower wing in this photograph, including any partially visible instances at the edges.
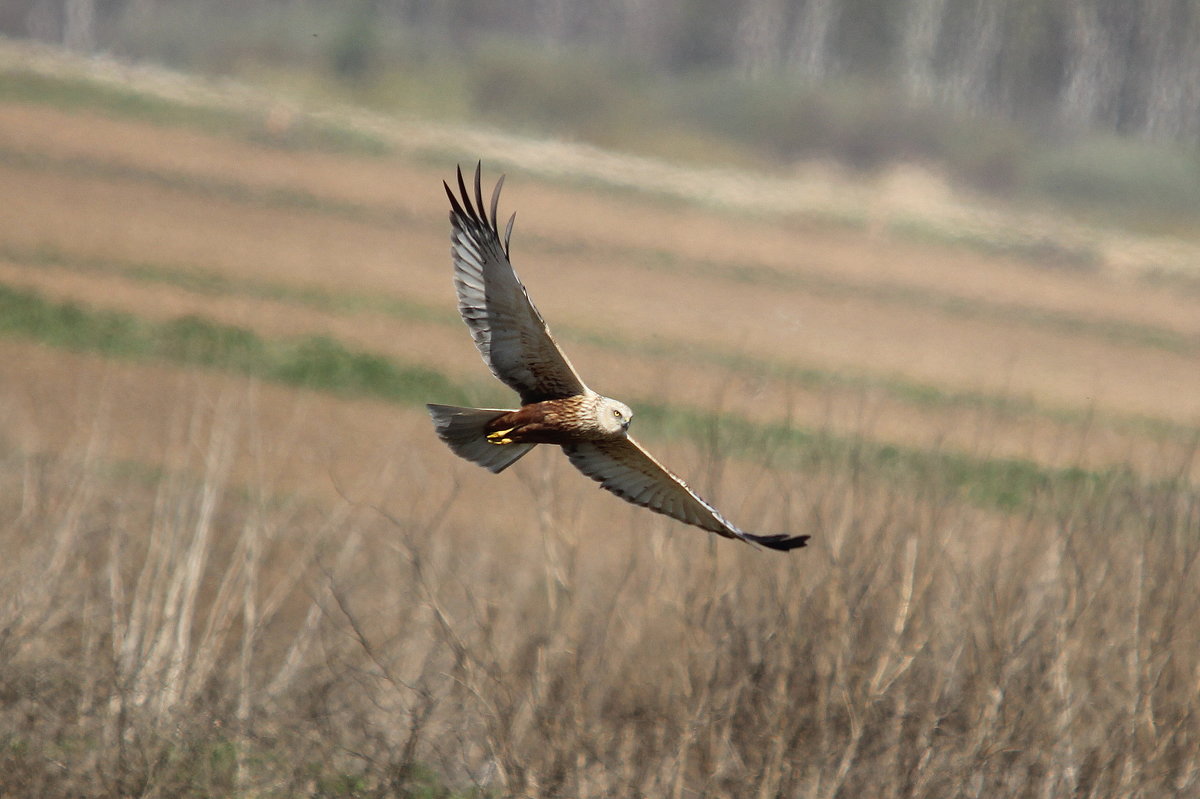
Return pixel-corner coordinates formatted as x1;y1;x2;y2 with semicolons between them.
561;437;808;552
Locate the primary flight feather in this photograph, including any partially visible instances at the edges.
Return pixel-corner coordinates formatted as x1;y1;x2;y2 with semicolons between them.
427;163;808;552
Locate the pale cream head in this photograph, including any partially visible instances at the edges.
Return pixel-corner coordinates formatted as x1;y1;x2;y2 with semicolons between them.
596;396;633;436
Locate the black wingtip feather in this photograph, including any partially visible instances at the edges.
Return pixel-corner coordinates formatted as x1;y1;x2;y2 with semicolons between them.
444;180;466;219
448;163;510;247
489;174;505;233
456;165;476;221
473;161;487;226
745;533;811;552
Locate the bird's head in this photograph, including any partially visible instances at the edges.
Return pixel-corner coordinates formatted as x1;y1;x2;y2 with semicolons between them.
596;396;633;436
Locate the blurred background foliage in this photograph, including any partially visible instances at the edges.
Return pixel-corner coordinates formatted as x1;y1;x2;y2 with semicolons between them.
4;0;1200;222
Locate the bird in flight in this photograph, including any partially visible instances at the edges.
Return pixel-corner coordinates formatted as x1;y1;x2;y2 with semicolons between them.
426;164;808;552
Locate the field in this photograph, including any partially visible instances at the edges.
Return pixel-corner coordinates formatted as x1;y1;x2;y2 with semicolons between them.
0;47;1198;798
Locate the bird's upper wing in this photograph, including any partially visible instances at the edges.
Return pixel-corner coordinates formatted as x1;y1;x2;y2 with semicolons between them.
445;164;589;404
562;437;809;552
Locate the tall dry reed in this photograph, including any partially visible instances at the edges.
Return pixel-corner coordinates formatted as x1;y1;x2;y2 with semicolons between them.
0;388;1195;798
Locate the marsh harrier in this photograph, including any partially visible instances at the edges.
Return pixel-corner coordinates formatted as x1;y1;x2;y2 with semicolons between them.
427;164;808;552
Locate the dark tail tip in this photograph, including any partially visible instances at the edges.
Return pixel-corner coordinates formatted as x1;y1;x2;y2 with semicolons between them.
745;533;811;552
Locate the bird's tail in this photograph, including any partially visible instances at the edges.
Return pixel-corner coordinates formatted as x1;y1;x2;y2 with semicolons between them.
426;404;536;474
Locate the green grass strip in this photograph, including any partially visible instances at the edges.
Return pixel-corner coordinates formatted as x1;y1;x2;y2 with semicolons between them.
0;283;467;406
634;401;1140;513
0;281;1177;516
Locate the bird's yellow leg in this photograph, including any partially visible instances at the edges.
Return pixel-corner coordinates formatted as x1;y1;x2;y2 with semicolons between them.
486;427;516;445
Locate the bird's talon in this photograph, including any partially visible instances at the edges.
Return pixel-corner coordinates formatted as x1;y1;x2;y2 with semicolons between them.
486;427;516;445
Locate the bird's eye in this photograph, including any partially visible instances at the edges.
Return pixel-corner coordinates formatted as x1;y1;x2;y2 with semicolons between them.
612;408;623;419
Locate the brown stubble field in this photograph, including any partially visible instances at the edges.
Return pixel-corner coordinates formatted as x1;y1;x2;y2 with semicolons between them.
4;102;1200;470
0;73;1198;798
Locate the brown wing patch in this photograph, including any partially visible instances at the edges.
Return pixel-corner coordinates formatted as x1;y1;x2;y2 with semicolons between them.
485;396;600;446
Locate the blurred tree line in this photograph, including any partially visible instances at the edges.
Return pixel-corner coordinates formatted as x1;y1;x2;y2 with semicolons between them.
4;0;1199;143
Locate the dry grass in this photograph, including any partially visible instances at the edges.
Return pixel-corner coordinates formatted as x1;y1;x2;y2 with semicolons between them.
0;381;1196;797
1;63;1199;797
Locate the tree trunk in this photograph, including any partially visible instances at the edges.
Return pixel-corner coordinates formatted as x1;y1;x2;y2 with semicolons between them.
62;0;95;53
787;0;839;81
734;0;785;78
942;0;1006;111
24;0;59;44
1138;0;1200;140
1058;0;1124;130
899;0;949;101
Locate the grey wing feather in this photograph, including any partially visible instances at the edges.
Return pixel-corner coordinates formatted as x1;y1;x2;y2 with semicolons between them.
445;164;588;404
562;438;809;552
